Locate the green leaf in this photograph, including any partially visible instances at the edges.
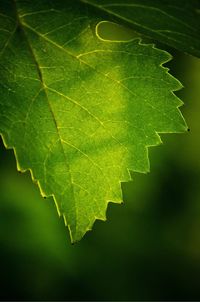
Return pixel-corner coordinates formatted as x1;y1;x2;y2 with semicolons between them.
0;0;187;242
81;0;200;58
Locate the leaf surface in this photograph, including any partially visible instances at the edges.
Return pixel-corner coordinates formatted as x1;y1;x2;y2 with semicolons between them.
81;0;200;58
0;0;186;242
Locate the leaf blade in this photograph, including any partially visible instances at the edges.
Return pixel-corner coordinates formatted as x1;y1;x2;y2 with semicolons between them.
80;0;200;58
0;0;187;242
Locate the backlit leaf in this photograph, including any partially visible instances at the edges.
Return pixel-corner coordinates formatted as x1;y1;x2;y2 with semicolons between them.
0;0;187;242
81;0;200;58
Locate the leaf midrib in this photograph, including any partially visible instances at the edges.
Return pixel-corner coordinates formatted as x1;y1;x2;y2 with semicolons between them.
13;0;78;227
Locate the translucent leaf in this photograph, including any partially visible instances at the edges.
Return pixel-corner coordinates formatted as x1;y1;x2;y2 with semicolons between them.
0;0;187;242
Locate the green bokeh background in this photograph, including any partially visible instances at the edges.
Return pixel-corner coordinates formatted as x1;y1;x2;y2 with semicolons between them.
0;23;200;301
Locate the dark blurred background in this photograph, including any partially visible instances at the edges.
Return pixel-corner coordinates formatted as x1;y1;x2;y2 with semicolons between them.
0;24;200;301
